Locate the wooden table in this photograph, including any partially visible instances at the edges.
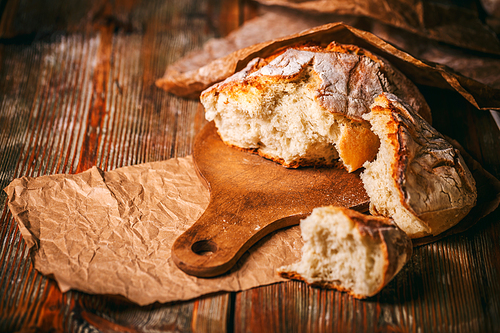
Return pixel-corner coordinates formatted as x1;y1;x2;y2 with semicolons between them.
1;0;499;332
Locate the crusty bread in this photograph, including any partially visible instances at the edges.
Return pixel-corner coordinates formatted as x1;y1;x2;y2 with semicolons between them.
278;206;412;299
360;93;477;238
201;42;431;172
200;42;477;239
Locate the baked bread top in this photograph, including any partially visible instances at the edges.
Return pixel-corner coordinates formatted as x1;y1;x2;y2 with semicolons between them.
202;42;432;123
361;93;477;238
201;42;431;171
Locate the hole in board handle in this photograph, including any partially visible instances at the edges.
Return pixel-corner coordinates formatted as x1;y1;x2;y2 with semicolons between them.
191;240;218;256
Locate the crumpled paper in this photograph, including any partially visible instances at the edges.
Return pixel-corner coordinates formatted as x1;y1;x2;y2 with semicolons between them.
156;7;500;96
255;0;500;54
155;22;500;112
5;157;303;306
5;146;500;305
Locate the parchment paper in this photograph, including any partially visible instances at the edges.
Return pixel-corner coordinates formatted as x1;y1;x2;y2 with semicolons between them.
156;9;500;97
156;22;500;111
255;0;500;54
5;8;500;305
5;157;303;306
5;147;500;305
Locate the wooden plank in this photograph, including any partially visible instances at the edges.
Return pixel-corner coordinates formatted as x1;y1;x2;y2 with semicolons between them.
0;0;237;331
0;0;143;39
232;88;500;333
234;227;500;332
1;0;499;332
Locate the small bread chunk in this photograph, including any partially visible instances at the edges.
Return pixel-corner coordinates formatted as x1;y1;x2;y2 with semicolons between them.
201;42;431;172
360;93;477;238
278;206;412;299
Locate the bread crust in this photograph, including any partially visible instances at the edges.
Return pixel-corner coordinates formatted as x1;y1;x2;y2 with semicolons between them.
364;93;477;237
278;270;372;299
340;207;413;297
278;207;412;299
203;42;431;123
201;42;431;171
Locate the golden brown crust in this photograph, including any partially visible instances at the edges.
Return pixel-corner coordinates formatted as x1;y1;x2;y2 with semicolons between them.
202;41;431;171
337;123;380;172
257;149;343;169
202;41;431;123
335;206;394;235
337;209;413;293
278;207;412;298
278;270;371;299
376;222;413;293
368;93;477;237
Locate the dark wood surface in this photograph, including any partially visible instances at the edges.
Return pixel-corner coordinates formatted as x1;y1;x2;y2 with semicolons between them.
0;0;499;332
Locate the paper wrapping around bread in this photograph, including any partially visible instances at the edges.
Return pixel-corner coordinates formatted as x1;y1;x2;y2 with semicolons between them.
201;42;430;172
156;23;500;113
278;206;412;299
361;93;477;238
254;0;500;55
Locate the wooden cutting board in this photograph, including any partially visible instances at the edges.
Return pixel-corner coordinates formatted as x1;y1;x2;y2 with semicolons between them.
171;122;370;277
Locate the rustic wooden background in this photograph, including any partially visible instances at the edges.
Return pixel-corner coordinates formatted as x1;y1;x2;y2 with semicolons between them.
1;0;500;332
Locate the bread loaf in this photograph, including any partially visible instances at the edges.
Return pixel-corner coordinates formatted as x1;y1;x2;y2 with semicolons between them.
278;206;412;298
201;42;477;239
360;93;477;238
201;42;431;172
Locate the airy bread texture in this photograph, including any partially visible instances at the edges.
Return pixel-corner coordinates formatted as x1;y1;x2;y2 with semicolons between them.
278;206;412;298
361;93;477;238
201;42;431;172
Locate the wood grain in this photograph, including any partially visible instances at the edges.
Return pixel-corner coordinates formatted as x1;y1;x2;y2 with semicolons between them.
0;0;232;332
172;121;369;277
0;0;499;332
231;89;500;333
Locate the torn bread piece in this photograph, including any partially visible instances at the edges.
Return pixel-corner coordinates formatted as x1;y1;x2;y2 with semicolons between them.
360;93;477;238
278;206;412;299
201;42;431;172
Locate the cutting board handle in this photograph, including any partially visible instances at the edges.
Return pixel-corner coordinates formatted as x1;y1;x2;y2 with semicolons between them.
171;200;305;277
171;122;369;277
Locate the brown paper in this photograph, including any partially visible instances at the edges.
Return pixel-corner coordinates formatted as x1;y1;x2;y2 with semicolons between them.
155;9;358;95
5;157;303;306
156;22;500;111
255;0;500;54
5;148;500;305
368;21;500;90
